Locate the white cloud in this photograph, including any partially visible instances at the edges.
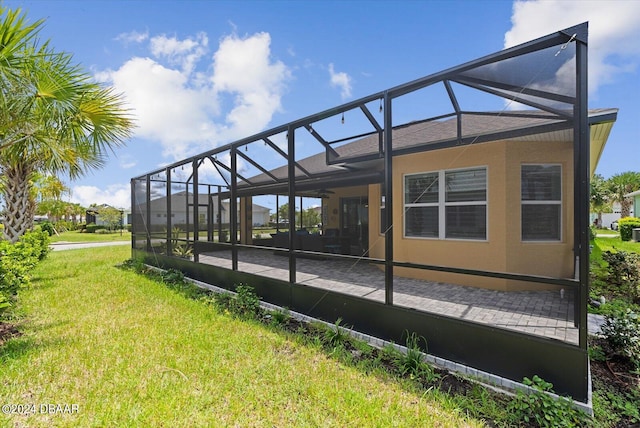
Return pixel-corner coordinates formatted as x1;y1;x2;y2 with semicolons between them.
71;184;131;209
328;63;352;99
115;30;149;45
211;32;291;141
96;31;291;162
505;0;640;94
150;32;208;74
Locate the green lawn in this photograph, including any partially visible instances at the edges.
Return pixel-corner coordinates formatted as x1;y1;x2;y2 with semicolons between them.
0;246;482;427
49;230;131;243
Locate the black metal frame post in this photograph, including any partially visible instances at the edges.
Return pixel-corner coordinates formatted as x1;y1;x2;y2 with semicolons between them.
230;147;238;271
288;126;297;284
166;167;172;256
192;159;199;244
145;174;151;252
383;91;393;305
574;28;589;349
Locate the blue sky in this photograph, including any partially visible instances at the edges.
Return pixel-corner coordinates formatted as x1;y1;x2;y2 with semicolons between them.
6;0;640;209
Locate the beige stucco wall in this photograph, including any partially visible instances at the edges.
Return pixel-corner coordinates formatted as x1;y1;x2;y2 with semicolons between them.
367;139;574;291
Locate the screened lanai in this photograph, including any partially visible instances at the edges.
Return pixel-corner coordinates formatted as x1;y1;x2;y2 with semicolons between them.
131;23;618;403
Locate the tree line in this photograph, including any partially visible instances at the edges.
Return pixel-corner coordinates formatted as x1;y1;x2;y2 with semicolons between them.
591;171;640;226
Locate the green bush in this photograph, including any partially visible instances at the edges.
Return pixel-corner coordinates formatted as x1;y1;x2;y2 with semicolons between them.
619;217;640;241
601;309;640;369
507;375;589;427
602;250;640;303
85;223;106;233
0;229;50;309
40;221;56;236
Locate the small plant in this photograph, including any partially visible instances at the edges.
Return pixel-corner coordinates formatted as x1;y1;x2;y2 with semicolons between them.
0;294;11;314
395;331;436;381
507;375;589;427
229;284;262;318
172;243;193;259
601;309;640;368
210;291;234;311
268;307;292;326
323;318;350;347
588;343;606;362
160;269;185;284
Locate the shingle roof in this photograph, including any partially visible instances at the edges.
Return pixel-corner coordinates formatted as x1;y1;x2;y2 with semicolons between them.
240;109;616;192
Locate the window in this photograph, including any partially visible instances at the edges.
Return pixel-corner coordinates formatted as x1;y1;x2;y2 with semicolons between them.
404;167;487;240
521;164;561;241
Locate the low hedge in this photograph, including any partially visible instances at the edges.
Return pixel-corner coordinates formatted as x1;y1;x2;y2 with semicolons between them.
0;228;50;313
619;217;640;241
85;224;107;233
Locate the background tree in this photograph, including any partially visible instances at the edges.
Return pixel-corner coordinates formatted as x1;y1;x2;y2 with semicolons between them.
98;206;124;231
607;171;640;219
0;8;134;242
590;174;612;227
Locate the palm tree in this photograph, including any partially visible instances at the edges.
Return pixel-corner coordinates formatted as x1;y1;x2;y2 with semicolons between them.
607;171;640;219
590;174;611;227
0;8;134;242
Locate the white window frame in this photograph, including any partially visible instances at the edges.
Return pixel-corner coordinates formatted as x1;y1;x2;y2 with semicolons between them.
404;166;488;241
521;163;562;242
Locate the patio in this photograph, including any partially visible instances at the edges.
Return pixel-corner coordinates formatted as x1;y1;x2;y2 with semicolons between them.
199;248;577;344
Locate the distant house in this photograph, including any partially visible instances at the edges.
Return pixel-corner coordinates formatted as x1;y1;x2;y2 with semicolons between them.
86;204;123;227
139;191;270;229
626;190;640;220
592;201;636;229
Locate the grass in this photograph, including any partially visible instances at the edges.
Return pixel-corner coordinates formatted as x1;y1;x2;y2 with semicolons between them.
49;230;131;243
592;235;640;255
0;245;483;427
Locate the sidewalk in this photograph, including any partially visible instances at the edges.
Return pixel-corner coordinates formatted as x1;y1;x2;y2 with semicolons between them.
49;241;131;251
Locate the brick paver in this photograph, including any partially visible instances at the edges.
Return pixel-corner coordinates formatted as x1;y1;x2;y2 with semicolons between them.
200;249;578;344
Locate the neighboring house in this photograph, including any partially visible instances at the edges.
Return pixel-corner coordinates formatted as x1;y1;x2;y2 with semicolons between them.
591;201;635;229
86;204;122;227
139;191;270;229
625;190;640;220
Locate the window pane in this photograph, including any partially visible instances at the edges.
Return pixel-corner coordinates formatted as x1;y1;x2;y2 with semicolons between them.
405;206;438;237
446;205;486;239
446;168;486;202
521;165;561;201
380;207;387;235
405;173;438;204
522;205;561;240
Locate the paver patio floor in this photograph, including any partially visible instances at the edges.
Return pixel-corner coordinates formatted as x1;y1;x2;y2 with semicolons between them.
199;249;578;344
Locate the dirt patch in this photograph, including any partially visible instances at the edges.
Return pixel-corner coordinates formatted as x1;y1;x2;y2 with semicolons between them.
0;321;21;346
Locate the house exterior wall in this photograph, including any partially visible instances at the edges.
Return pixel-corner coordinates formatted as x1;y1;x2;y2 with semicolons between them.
367;139;574;291
323;186;369;231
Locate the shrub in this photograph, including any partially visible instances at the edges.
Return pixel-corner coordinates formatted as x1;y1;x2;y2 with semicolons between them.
0;229;50;308
40;221;56;236
601;309;640;368
232;284;262;318
507;375;589;427
619;217;640;242
602;250;640;303
85;223;106;233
